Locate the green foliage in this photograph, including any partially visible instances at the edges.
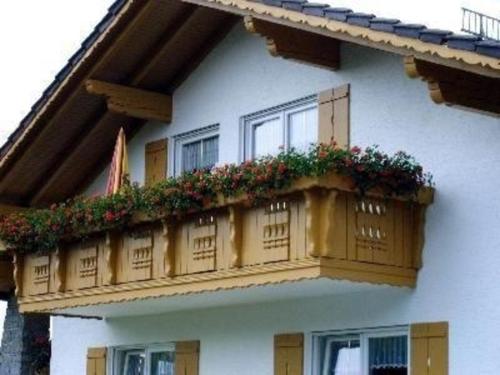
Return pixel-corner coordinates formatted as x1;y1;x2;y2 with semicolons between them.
0;143;432;254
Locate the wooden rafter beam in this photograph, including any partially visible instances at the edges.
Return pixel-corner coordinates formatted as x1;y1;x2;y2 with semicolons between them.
244;16;340;71
30;5;224;206
404;56;500;117
85;80;173;122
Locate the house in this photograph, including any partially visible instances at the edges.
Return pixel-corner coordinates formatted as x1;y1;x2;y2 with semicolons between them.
0;0;499;374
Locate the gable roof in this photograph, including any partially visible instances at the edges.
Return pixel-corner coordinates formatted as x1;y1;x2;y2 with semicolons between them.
0;0;498;207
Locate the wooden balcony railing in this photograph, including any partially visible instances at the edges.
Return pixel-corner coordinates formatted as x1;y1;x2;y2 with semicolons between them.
13;174;433;314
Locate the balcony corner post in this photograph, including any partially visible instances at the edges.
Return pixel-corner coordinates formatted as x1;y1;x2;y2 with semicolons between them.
162;220;175;278
54;246;66;293
304;189;321;257
103;232;118;285
320;190;338;257
12;254;23;298
229;206;243;268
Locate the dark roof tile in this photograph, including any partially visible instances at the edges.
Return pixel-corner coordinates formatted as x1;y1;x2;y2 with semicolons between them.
446;34;480;51
281;0;305;11
393;23;427;38
42;81;60;98
301;3;329;16
68;47;87;66
82;30;101;49
323;7;353;22
475;40;500;58
369;18;401;32
262;0;284;7
108;0;126;15
346;12;375;27
419;29;453;45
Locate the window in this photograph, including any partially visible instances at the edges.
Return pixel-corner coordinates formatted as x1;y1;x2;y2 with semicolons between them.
114;345;175;375
242;96;318;160
173;124;219;175
313;328;408;375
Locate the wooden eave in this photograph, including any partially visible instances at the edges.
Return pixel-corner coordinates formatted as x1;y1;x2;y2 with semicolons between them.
0;0;498;207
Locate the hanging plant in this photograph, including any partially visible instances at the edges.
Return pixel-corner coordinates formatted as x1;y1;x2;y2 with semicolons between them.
0;143;432;254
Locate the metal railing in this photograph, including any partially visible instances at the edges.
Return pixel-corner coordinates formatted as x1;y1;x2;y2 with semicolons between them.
462;8;500;41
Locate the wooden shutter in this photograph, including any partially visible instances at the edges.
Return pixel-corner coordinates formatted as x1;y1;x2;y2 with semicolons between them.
274;333;303;375
411;322;448;375
87;347;106;375
145;139;168;187
175;341;200;375
318;84;350;149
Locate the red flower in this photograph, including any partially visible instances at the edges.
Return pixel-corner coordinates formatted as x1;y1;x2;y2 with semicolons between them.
351;146;361;154
104;211;115;222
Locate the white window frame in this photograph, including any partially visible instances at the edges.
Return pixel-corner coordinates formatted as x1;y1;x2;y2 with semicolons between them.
110;343;175;375
311;326;410;375
171;124;219;176
240;95;318;161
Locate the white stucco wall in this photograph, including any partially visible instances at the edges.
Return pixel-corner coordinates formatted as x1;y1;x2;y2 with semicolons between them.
61;22;500;375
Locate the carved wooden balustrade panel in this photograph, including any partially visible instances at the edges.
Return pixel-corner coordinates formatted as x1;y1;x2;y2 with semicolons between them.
14;176;433;313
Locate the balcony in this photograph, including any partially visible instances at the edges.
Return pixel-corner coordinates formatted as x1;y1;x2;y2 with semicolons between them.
12;174;433;315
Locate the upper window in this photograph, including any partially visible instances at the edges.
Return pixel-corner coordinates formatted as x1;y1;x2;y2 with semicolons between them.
114;344;175;375
173;124;219;175
242;96;318;160
313;329;408;375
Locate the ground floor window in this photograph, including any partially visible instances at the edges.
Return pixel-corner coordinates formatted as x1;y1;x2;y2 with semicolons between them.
313;328;408;375
114;344;175;375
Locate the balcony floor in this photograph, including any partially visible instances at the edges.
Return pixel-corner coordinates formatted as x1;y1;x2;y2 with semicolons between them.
54;278;410;318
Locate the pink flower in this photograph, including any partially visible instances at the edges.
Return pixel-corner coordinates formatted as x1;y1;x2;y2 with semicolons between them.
351;146;361;154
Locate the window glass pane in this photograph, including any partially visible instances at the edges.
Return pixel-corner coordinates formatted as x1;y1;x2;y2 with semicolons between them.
369;336;408;375
253;117;282;158
201;136;219;169
182;141;201;172
121;351;145;375
288;107;317;152
319;336;361;375
150;351;175;375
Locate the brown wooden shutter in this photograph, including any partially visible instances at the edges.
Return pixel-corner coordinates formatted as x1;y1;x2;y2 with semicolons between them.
86;347;106;375
318;84;350;149
175;341;200;375
274;333;304;375
145;139;168;187
411;322;448;375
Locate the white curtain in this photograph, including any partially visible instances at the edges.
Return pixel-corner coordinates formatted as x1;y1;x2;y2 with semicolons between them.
182;141;201;172
253;117;282;158
288;107;317;152
181;136;219;172
334;347;362;375
202;136;218;169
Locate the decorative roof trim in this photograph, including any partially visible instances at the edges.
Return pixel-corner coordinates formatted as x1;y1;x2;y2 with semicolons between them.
184;0;500;78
